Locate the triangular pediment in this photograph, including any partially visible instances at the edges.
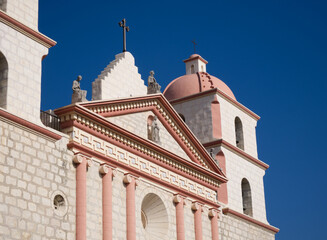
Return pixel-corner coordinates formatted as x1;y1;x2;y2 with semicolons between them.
77;94;226;177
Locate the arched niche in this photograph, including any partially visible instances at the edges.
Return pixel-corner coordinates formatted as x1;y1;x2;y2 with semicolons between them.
241;178;253;216
0;51;8;109
235;117;244;150
141;193;168;239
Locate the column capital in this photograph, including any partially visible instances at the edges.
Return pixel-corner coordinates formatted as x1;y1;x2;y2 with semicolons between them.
73;154;84;164
173;194;185;204
191;201;204;211
73;153;92;166
208;208;220;218
123;173;138;184
99;164;117;176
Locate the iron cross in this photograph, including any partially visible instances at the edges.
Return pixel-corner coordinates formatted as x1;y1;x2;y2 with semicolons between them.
119;19;129;52
192;40;197;53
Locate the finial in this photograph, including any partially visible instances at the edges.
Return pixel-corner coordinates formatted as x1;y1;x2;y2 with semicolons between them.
119;18;130;52
191;40;197;54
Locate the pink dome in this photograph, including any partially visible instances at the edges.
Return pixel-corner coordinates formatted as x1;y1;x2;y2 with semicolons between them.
163;72;236;101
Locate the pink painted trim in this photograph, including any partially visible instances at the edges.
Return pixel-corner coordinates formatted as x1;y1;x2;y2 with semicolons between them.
216;151;228;204
67;142;221;208
183;55;208;64
56;107;227;184
126;177;136;240
57;95;227;178
204;139;269;169
0;11;56;47
175;197;185;240
0;109;62;140
211;95;222;139
102;168;113;240
210;211;219;240
169;88;260;120
194;204;203;240
222;208;279;233
68;121;222;189
76;156;87;240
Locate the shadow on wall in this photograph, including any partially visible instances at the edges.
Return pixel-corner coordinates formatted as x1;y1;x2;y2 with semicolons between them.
0;51;8;109
0;0;7;12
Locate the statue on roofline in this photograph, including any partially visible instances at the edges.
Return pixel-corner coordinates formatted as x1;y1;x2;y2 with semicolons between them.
72;75;88;104
147;70;161;94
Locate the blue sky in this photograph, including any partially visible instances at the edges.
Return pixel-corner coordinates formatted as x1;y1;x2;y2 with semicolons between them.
39;0;327;239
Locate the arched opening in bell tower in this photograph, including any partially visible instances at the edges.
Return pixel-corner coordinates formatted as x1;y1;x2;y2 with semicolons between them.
0;0;7;11
0;51;9;109
241;178;253;216
235;117;244;150
191;64;195;74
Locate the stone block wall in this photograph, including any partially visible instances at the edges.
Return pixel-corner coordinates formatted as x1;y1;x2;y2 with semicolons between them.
0;117;75;240
172;94;215;144
0;22;48;124
218;94;258;158
2;0;39;31
219;214;275;240
222;146;267;223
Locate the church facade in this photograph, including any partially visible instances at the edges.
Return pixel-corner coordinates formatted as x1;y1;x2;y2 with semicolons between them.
0;1;278;239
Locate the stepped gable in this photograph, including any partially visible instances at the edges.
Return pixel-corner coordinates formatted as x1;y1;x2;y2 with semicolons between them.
92;51;147;101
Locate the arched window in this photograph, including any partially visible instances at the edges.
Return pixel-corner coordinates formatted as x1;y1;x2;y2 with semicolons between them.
0;0;7;11
235;117;244;150
191;65;195;74
178;113;185;122
241;178;253;216
0;51;8;109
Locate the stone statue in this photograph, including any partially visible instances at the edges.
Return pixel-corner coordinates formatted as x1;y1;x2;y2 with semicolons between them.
210;148;214;159
72;75;87;103
151;116;160;143
147;70;161;94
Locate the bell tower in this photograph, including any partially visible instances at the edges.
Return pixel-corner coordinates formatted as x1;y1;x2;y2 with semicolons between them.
0;0;56;124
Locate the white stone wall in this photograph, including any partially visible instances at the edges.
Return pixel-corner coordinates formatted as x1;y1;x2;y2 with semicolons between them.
107;111;192;161
172;94;215;144
0;118;75;239
3;0;39;31
0;22;48;124
218;94;258;158
220;214;275;240
92;52;147;101
222;146;267;223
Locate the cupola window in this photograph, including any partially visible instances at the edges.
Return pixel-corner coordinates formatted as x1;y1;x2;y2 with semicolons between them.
191;65;195;74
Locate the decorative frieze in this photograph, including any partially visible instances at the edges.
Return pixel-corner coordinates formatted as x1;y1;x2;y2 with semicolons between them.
70;128;218;203
61;98;211;169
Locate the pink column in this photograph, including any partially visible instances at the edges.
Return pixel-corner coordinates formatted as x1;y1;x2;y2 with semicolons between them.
192;202;203;240
209;209;219;240
173;195;185;240
100;165;113;240
124;174;136;240
74;155;87;240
